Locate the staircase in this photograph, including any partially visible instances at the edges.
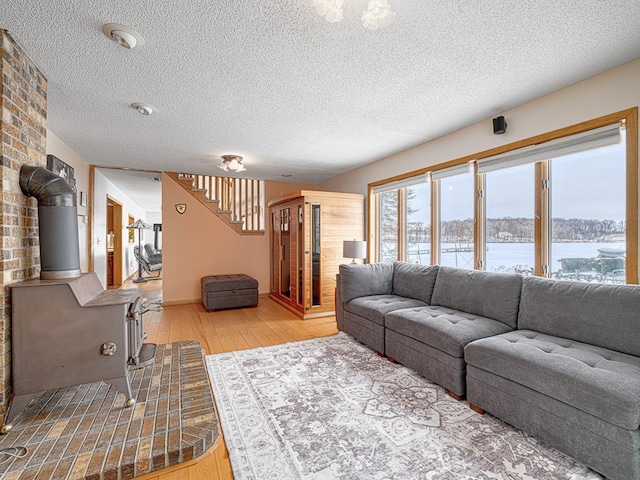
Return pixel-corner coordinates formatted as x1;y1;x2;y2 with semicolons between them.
167;172;265;235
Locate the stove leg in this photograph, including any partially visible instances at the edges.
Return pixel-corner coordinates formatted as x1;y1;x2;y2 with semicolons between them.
2;391;45;434
104;376;135;407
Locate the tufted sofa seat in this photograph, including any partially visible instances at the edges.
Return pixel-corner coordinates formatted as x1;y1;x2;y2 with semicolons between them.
383;266;522;397
344;295;428;327
385;305;513;395
465;276;640;480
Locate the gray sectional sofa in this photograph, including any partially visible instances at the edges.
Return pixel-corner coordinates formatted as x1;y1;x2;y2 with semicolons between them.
336;262;640;480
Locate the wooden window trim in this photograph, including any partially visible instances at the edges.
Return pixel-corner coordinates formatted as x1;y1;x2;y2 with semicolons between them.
474;162;485;270
368;108;638;281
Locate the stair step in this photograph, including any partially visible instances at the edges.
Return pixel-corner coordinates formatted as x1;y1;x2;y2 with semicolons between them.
169;172;266;237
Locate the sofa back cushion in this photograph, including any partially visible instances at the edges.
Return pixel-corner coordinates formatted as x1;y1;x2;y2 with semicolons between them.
339;263;394;303
430;266;523;328
519;277;640;357
392;262;439;304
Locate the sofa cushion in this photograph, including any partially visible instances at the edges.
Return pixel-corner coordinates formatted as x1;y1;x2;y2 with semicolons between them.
519;276;640;357
339;263;394;303
343;295;427;326
392;262;439;304
430;267;522;329
465;330;640;430
386;305;513;358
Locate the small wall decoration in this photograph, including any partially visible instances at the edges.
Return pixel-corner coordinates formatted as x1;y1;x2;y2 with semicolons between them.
128;215;135;243
46;154;77;192
175;204;187;214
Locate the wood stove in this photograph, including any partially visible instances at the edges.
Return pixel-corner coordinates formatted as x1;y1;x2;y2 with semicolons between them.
4;274;156;431
1;166;156;434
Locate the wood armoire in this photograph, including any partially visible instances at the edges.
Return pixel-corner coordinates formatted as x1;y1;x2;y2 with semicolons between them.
268;190;364;319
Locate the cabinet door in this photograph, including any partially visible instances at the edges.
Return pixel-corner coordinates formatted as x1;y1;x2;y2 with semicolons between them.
279;207;291;298
270;210;279;294
311;204;322;306
296;204;304;306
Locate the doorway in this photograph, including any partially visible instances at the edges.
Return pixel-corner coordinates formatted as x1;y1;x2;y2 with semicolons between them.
106;195;123;289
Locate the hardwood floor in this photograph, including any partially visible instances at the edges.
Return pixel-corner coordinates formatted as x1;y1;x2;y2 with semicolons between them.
126;279;338;480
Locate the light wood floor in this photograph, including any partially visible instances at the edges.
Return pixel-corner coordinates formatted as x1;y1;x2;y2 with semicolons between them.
127;279;338;480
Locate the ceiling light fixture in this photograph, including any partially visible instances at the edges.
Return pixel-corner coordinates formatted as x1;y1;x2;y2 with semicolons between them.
312;0;344;23
219;155;247;173
361;0;396;30
312;0;395;29
131;102;154;115
102;23;145;49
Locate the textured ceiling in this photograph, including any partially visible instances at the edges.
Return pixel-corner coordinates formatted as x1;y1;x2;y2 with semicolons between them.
2;0;640;185
97;168;161;212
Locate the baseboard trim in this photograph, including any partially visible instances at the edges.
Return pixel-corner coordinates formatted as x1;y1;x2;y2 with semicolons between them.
163;298;200;306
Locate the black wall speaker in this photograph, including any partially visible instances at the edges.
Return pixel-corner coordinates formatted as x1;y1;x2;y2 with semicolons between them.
493;116;507;135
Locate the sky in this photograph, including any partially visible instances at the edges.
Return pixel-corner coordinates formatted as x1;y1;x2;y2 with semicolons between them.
407;132;626;223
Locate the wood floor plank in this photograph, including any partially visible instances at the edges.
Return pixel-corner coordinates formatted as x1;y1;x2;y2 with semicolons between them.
124;279;339;479
214;440;234;480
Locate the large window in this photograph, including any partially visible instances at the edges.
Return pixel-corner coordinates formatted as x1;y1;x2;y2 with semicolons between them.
369;109;637;284
484;163;535;274
437;169;474;269
377;190;399;263
405;182;431;264
373;176;430;264
550;130;626;283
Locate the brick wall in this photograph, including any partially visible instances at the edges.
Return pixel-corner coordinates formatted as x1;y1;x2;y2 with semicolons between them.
0;30;47;412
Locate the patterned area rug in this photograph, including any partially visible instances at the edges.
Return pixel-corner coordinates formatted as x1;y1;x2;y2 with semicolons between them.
206;333;601;480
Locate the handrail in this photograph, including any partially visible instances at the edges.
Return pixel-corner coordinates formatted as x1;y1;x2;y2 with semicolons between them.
178;174;265;232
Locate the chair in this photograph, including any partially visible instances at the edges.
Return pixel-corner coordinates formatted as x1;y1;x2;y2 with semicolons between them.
134;246;162;279
144;243;162;264
556;257;602;282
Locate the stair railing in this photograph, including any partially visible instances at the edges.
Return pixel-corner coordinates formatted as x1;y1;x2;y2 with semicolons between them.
179;174;265;232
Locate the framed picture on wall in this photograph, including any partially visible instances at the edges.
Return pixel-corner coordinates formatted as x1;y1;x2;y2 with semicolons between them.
128;215;135;243
46;154;77;192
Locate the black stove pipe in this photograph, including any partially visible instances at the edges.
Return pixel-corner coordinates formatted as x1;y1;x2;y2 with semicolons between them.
19;165;81;279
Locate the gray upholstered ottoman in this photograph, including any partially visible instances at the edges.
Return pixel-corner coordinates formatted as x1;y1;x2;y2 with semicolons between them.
201;274;258;311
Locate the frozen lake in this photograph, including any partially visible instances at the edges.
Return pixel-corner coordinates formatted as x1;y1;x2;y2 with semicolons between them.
406;242;626;276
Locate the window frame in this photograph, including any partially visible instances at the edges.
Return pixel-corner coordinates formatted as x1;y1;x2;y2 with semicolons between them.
368;108;638;283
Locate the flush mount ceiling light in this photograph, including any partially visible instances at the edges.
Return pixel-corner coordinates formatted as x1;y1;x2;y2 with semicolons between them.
361;0;396;30
312;0;344;23
312;0;395;29
131;102;154;115
219;155;247;173
102;23;145;49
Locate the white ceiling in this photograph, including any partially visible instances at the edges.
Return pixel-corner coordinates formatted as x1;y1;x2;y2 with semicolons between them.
2;1;640;185
97;168;161;212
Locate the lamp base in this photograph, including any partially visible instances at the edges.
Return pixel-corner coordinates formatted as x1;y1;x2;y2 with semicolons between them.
350;259;357;264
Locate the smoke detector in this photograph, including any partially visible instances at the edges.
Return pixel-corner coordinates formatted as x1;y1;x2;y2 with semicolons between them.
131;102;154;116
102;23;145;49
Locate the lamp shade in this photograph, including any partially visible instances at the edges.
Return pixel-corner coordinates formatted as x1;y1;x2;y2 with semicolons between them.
127;219;152;230
343;240;367;260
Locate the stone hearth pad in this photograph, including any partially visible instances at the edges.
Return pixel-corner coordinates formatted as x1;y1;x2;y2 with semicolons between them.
0;341;218;479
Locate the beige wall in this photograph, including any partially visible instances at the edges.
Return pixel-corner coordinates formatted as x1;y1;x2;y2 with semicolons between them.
318;58;640;196
162;174;315;303
93;170;147;288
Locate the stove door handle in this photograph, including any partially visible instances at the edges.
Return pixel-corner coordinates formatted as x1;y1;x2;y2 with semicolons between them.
101;342;117;356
